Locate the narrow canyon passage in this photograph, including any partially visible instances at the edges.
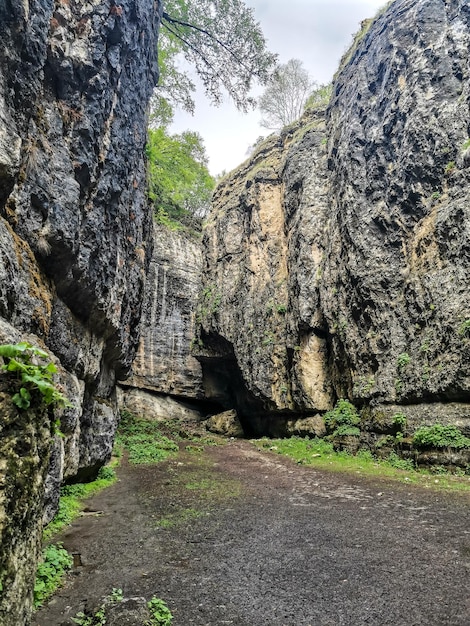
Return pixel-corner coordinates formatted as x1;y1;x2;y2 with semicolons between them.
35;442;470;626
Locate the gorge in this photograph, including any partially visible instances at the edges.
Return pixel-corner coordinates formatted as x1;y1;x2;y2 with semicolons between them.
0;0;469;623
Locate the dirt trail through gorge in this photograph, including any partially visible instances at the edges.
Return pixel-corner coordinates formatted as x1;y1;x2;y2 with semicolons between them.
35;440;470;626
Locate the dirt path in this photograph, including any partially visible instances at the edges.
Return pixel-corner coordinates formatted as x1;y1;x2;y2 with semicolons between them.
34;440;470;626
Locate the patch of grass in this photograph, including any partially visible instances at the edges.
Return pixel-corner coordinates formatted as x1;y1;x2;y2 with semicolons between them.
43;465;118;542
156;507;205;529
184;478;219;490
396;352;411;371
34;543;73;608
458;319;470;338
116;411;179;465
253;436;470;492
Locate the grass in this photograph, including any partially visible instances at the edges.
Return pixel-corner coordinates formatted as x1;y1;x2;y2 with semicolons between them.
115;411;179;465
156;507;206;529
253;436;470;492
38;460;119;608
152;440;242;529
42;464;118;542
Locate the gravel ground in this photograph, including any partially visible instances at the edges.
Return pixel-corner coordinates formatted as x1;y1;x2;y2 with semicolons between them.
34;440;470;626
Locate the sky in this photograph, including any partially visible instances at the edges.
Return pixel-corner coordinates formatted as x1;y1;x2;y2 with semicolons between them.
170;0;388;175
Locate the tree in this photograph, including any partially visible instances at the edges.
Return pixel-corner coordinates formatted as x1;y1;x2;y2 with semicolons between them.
156;0;278;118
146;127;215;229
259;59;316;131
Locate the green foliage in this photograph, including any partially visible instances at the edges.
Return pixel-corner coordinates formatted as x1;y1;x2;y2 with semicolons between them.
116;411;179;465
34;543;73;608
72;589;123;625
324;399;360;437
196;284;222;323
458;319;470;338
444;160;456;175
461;138;470;151
147;597;173;625
159;0;277;114
392;412;407;432
259;58;315;130
333;425;361;437
43;466;117;541
72;590;171;626
72;608;106;626
396;352;411;371
387;452;415;471
304;83;332;110
0;342;69;411
412;424;470;449
147;127;215;228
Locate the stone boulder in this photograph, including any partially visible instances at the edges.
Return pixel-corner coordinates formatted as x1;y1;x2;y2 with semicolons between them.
205;410;244;438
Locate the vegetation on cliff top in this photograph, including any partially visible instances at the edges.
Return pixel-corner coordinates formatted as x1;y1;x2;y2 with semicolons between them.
159;0;277;115
147;127;215;231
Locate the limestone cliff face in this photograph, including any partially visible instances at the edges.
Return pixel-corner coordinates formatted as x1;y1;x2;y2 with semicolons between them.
121;223;203;400
197;0;470;434
324;0;470;415
0;1;159;622
197;109;333;433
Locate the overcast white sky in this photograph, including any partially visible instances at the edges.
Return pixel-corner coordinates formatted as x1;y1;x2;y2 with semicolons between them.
170;0;387;175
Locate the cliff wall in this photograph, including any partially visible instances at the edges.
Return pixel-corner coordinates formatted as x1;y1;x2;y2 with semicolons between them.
119;223;204;420
196;0;470;436
0;1;159;622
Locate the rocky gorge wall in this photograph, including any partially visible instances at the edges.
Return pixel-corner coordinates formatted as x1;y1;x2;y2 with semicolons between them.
119;223;204;421
196;0;470;439
0;1;160;622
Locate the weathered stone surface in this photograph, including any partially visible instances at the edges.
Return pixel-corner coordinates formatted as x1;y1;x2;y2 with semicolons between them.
323;0;470;409
205;409;244;438
197;0;470;435
196;110;333;431
105;597;151;625
125;224;203;399
0;385;50;624
117;386;203;423
0;1;160;623
285;415;326;438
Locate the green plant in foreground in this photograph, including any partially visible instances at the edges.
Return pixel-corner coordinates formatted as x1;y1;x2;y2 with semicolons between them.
34;543;73;608
0;342;69;410
412;424;470;449
147;596;173;625
444;160;456;175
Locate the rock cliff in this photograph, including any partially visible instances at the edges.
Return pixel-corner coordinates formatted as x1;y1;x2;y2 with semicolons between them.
119;222;204;421
0;1;159;622
196;0;470;437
